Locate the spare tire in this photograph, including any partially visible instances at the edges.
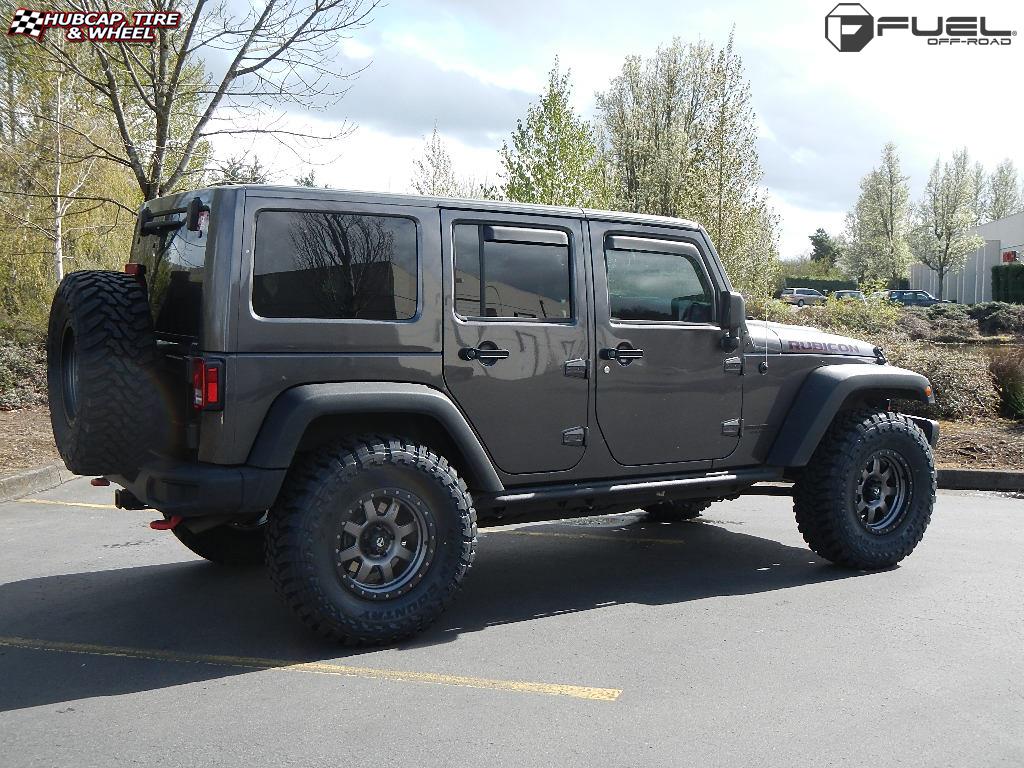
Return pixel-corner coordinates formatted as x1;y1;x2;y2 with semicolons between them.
47;270;162;476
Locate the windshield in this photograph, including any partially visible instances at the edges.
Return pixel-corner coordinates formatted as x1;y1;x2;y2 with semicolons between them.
131;193;211;340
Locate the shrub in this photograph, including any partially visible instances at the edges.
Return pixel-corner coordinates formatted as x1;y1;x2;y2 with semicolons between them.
796;297;902;336
743;296;792;324
0;341;48;410
910;303;980;342
975;304;1024;336
992;263;1024;303
883;339;999;420
989;348;1024;419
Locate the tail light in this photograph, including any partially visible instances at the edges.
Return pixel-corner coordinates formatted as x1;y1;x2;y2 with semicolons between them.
191;357;223;411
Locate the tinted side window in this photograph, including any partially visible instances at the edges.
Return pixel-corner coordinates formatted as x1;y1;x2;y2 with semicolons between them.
453;224;571;320
253;211;417;320
606;248;713;322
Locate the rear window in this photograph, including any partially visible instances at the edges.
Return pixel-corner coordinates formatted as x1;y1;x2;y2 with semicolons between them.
253;210;417;320
133;197;210;340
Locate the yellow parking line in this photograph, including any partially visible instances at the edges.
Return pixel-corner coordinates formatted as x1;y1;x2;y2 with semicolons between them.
21;498;117;509
484;529;688;546
0;636;621;702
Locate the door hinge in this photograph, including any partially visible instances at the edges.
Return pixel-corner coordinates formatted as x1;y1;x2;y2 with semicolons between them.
724;356;743;374
721;418;742;436
564;358;589;379
562;426;587;447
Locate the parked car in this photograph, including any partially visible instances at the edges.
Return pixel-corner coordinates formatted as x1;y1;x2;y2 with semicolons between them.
46;186;938;645
871;289;951;307
833;290;866;303
780;287;827;307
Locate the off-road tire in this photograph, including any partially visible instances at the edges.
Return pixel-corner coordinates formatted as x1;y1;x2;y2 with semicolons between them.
643;499;712;522
47;270;161;475
266;436;477;645
793;410;935;569
173;518;268;566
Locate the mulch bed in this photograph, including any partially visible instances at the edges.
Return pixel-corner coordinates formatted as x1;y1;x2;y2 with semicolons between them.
0;406;60;476
1;406;1022;478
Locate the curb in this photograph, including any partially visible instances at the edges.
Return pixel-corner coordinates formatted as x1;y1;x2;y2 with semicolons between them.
936;468;1024;492
0;464;77;504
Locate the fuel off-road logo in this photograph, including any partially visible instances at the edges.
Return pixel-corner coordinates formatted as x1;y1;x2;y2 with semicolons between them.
826;3;1016;51
8;8;181;42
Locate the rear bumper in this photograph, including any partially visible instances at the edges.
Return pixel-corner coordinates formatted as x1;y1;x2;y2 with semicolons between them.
110;457;286;518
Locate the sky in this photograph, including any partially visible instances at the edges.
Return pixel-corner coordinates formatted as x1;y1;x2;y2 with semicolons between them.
214;0;1024;259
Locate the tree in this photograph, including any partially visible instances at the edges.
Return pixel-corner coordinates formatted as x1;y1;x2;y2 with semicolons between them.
841;143;912;284
596;32;779;298
411;126;462;197
969;161;987;226
499;60;608;207
34;0;378;201
911;149;984;300
210;154;272;185
809;228;841;267
988;158;1022;221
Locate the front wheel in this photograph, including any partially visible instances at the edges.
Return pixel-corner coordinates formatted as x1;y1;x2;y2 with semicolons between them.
266;436;477;645
793;410;935;569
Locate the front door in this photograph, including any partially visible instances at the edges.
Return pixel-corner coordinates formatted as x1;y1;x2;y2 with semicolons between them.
590;221;743;465
442;209;589;475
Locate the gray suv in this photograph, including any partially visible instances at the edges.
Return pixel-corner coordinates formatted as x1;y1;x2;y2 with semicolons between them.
47;186;939;645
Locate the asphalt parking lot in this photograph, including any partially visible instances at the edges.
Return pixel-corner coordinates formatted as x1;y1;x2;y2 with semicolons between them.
1;479;1021;767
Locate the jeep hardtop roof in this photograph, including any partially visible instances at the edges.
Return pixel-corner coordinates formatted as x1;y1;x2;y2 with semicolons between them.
196;184;706;233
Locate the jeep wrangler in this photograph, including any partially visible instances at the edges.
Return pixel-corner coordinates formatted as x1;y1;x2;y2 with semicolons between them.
46;186;938;645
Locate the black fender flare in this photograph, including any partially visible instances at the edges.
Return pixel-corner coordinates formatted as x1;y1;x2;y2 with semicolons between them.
766;364;934;468
246;382;504;493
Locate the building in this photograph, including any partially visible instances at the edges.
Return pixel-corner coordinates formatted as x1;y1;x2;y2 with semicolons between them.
909;210;1024;303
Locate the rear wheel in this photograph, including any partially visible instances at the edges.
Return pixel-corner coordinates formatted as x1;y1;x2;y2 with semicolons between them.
793;410;935;569
266;436;477;645
172;516;268;566
797;298;805;307
643;499;712;522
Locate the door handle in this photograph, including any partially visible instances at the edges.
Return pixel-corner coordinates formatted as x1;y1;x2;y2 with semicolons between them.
600;344;644;365
459;346;510;365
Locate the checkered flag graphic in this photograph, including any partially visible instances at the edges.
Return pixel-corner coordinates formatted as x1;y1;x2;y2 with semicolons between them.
8;8;44;38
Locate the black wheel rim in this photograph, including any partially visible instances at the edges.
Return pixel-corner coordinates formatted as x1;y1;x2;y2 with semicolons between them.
334;488;434;600
856;449;912;534
60;326;79;421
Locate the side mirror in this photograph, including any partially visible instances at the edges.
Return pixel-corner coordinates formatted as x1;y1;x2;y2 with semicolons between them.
720;290;745;351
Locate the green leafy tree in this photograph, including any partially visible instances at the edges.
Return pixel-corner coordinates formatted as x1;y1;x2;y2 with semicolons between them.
841;143;912;284
596;32;779;298
910;149;985;300
411;126;462;197
499;61;608;207
987;158;1022;221
809;228;841;267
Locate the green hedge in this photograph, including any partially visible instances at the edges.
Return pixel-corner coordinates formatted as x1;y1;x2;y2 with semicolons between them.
992;263;1024;303
781;278;858;294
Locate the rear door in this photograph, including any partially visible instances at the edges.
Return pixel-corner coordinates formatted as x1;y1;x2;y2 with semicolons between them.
441;209;589;475
590;221;742;465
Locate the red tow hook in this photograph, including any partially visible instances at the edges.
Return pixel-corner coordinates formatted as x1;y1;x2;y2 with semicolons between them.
90;478;110;487
150;516;183;531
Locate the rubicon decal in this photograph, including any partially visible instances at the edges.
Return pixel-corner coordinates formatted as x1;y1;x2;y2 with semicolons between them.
786;340;864;355
825;3;1015;51
7;8;181;42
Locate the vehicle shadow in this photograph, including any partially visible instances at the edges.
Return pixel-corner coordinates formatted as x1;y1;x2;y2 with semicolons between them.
0;515;862;712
